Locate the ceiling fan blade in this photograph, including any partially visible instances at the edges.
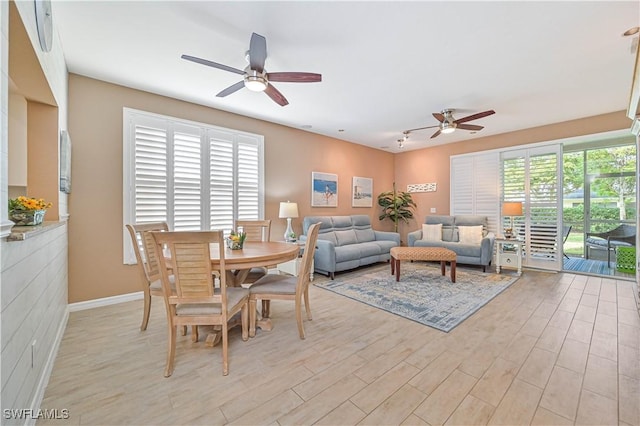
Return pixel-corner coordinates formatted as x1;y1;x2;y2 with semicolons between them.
454;109;495;124
216;81;245;98
181;54;245;75
249;33;267;73
267;72;322;83
432;112;445;122
264;84;289;106
405;125;440;133
430;129;442;139
457;124;484;131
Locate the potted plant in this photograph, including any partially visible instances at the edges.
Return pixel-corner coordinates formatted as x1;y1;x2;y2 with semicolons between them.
8;196;52;226
377;183;416;233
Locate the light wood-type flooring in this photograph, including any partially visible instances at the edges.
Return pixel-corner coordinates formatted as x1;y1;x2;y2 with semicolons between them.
40;265;640;425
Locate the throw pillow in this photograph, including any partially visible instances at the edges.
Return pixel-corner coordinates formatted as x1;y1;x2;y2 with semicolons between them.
421;223;442;241
458;225;483;245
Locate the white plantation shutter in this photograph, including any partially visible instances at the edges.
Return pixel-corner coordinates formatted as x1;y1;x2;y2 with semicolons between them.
174;125;203;231
132;122;168;224
210;131;235;233
237;138;260;219
123;109;264;263
450;152;500;236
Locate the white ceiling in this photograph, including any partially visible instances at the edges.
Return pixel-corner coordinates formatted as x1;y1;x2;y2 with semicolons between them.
52;1;639;153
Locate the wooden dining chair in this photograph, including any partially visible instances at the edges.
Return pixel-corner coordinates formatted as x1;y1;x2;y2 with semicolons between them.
248;222;321;339
126;222;171;331
235;219;272;284
151;230;249;377
235;219;271;242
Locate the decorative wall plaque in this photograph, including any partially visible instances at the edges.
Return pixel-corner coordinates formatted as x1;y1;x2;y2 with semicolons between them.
407;183;436;193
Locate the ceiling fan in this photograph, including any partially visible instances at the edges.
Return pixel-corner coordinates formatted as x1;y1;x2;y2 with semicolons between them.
181;32;322;107
405;108;496;139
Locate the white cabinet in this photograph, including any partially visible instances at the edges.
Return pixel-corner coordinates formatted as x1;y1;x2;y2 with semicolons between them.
277;247;314;280
496;238;523;275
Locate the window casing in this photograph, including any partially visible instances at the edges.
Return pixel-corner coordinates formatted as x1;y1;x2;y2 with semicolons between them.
123;108;264;263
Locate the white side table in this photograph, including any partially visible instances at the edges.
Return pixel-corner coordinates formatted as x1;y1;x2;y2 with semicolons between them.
495;238;523;275
277;242;314;281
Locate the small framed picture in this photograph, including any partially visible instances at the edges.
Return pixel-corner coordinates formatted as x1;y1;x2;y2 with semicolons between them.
352;176;373;207
311;172;338;207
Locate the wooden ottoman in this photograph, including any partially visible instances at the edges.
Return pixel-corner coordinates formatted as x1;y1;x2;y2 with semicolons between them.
390;247;457;283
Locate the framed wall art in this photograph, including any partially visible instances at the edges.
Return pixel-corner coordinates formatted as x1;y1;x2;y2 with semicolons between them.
352;176;373;207
59;130;71;194
311;172;338;207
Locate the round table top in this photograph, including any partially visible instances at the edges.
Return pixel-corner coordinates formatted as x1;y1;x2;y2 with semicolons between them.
213;241;300;269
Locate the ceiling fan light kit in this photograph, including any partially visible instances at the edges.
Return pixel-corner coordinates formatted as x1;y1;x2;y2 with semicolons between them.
182;32;321;106
244;69;268;92
403;108;495;141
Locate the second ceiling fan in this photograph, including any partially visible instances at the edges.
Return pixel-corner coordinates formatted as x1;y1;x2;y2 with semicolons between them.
406;109;496;139
181;32;322;107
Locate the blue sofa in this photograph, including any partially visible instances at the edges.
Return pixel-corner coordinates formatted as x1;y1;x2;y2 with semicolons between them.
301;215;400;279
407;215;495;271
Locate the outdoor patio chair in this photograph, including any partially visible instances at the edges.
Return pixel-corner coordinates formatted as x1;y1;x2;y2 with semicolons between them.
585;224;636;267
562;225;572;259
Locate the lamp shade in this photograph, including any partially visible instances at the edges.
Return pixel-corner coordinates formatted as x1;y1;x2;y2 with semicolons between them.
502;202;523;216
279;201;299;219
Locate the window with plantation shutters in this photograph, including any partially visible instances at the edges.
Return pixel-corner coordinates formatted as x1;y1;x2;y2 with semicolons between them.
450;152;501;236
123;108;264;264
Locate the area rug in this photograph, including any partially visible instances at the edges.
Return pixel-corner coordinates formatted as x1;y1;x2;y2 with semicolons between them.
563;257;611;275
315;262;519;332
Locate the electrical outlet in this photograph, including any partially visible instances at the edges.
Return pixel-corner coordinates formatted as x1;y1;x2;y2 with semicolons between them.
430;207;436;213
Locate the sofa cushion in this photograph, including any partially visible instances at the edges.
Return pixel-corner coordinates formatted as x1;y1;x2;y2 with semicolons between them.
426;215;455;226
332;216;354;229
374;240;399;253
335;229;358;246
458;225;483;245
355;228;376;242
334;245;361;263
359;242;382;257
442;241;482;257
442;227;458;242
317;232;337;246
455;215;487;227
422;223;442;241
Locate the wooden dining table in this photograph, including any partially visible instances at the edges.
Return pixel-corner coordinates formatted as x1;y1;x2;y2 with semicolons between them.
214;241;300;287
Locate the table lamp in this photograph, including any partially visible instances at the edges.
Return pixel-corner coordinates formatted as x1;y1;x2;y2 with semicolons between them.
502;202;523;239
279;201;299;242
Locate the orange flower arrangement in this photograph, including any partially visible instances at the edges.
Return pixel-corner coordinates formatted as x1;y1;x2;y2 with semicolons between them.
9;196;53;211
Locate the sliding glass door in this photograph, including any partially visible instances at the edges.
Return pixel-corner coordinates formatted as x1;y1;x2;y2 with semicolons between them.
502;145;563;270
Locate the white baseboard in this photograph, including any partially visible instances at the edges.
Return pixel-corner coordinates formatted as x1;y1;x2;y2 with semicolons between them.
68;291;143;312
26;308;69;426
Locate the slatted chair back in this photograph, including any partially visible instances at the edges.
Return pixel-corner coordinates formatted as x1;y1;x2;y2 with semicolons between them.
153;230;225;302
235;219;272;242
235;219;272;283
151;230;249;376
297;222;321;296
248;222;321;339
125;222;169;330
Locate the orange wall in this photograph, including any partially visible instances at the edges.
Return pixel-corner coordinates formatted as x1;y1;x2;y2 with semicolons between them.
67;74;395;303
68;73;631;303
394;111;631;239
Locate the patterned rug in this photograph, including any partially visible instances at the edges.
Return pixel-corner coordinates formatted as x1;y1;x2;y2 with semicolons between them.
563;257;611;275
315;262;519;332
